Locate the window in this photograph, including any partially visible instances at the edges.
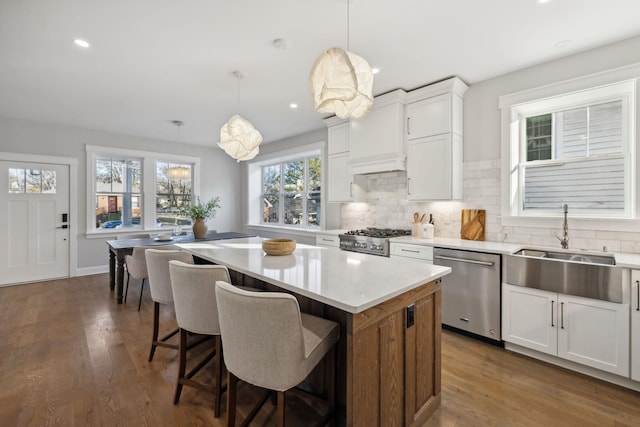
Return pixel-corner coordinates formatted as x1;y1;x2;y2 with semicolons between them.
8;168;57;193
156;162;193;228
501;78;635;218
86;145;200;234
261;156;321;227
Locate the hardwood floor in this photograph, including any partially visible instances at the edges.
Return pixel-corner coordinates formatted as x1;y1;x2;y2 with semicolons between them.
1;274;639;426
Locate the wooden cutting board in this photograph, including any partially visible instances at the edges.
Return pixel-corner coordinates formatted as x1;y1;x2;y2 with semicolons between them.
461;209;486;241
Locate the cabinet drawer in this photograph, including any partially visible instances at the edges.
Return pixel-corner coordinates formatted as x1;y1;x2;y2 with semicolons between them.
390;243;433;261
316;234;340;247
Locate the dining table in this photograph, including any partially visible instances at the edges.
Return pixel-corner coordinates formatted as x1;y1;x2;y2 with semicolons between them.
106;231;253;303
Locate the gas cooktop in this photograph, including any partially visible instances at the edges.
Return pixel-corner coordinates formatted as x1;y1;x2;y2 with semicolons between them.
339;228;411;256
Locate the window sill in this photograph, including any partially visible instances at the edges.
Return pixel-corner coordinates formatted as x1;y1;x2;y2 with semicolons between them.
246;224;321;238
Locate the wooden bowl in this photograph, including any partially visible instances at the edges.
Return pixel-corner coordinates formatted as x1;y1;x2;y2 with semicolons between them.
262;238;296;256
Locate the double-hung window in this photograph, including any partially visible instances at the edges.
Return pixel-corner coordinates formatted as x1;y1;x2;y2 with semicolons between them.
501;78;635;219
262;156;322;227
86;145;199;234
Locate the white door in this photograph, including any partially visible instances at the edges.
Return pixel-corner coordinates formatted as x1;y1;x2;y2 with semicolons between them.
557;294;629;376
0;161;70;285
502;283;558;356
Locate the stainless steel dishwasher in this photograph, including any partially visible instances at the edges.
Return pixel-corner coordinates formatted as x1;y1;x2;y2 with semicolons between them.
433;247;501;342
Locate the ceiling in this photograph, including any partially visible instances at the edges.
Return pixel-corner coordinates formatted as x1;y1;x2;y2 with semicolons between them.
1;0;640;148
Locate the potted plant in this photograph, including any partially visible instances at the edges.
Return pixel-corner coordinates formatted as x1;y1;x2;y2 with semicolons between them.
180;196;221;238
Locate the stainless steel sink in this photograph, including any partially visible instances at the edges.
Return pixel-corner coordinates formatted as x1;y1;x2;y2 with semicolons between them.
507;248;622;303
513;248;616;265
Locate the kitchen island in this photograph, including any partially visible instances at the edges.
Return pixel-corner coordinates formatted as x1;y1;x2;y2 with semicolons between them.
177;237;451;427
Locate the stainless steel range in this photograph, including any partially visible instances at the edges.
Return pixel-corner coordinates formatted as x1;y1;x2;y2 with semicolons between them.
339;228;411;257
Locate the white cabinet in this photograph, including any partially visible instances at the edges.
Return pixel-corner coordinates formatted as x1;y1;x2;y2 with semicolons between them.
406;134;462;200
632;271;640;381
502;283;629;376
349;90;406;175
406;93;461;140
326;121;364;203
315;233;340;247
502;285;557;355
389;243;433;263
404;77;467;201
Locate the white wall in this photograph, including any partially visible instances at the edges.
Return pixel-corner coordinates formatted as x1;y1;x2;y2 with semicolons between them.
341;34;640;254
0;116;242;271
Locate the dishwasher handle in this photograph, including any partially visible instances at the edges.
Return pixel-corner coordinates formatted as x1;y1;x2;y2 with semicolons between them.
434;255;495;267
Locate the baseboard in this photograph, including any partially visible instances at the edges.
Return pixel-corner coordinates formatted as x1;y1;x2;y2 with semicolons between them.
76;265;109;276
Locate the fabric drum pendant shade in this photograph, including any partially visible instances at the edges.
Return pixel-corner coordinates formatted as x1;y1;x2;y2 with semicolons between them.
218;114;263;162
309;47;374;119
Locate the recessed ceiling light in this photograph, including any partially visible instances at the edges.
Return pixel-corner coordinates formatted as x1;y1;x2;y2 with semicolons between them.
290;103;298;109
554;40;571;48
537;0;551;4
74;38;90;48
371;68;380;75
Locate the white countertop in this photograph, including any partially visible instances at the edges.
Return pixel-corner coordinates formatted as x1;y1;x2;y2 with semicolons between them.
390;236;522;255
390;235;640;268
177;237;451;314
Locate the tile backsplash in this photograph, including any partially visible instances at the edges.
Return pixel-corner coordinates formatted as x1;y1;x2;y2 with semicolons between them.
341;159;640;254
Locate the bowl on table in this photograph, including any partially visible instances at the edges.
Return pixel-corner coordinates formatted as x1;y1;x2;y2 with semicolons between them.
262;239;296;256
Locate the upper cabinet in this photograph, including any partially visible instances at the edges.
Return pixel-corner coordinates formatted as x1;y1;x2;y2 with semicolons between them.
325;118;365;203
349;90;407;175
405;77;468;200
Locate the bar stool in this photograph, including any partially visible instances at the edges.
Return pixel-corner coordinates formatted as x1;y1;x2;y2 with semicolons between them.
215;281;340;427
168;261;232;417
124;246;152;311
145;249;194;362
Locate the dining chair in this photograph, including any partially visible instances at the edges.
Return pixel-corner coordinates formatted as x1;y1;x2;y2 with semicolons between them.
215;281;340;427
145;249;194;361
124;246;153;311
168;260;232;417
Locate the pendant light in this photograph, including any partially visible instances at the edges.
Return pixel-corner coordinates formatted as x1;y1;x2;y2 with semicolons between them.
309;0;374;119
218;71;263;162
166;121;191;180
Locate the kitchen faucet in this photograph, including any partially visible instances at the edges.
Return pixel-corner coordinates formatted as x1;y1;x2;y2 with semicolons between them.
556;204;569;249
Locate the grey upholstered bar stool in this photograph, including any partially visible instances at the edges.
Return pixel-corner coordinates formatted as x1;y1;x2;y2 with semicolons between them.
124;246;152;311
215;281;340;427
145;249;193;361
168;261;232;417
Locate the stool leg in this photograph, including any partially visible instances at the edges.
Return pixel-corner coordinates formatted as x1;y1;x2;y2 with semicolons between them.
174;328;187;404
124;272;130;303
327;346;336;427
276;391;285;427
148;302;160;361
214;335;223;418
227;371;237;427
137;278;145;311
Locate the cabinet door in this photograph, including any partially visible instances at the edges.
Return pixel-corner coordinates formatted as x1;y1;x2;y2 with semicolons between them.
327;152;353;202
632;271;640;381
407;134;461;200
390;243;433;262
316;234;339;247
557;294;629;376
502;284;557;356
406;94;451;140
328;122;349;155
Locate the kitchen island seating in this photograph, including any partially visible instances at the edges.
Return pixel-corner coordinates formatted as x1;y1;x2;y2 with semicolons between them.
215;280;340;427
168;261;231;417
123;246;151;311
145;249;194;361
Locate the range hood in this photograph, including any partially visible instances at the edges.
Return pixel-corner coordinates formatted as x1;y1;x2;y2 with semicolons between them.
348;89;407;175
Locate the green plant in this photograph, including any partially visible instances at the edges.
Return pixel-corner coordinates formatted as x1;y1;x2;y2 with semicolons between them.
180;196;221;220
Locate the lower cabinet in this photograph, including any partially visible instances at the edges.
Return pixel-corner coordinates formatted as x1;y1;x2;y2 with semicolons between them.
632;271;640;381
502;283;630;376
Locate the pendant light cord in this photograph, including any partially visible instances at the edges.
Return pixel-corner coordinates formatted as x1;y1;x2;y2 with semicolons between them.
346;0;350;51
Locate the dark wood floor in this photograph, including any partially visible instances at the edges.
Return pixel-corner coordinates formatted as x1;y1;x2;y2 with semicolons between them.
1;274;639;426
